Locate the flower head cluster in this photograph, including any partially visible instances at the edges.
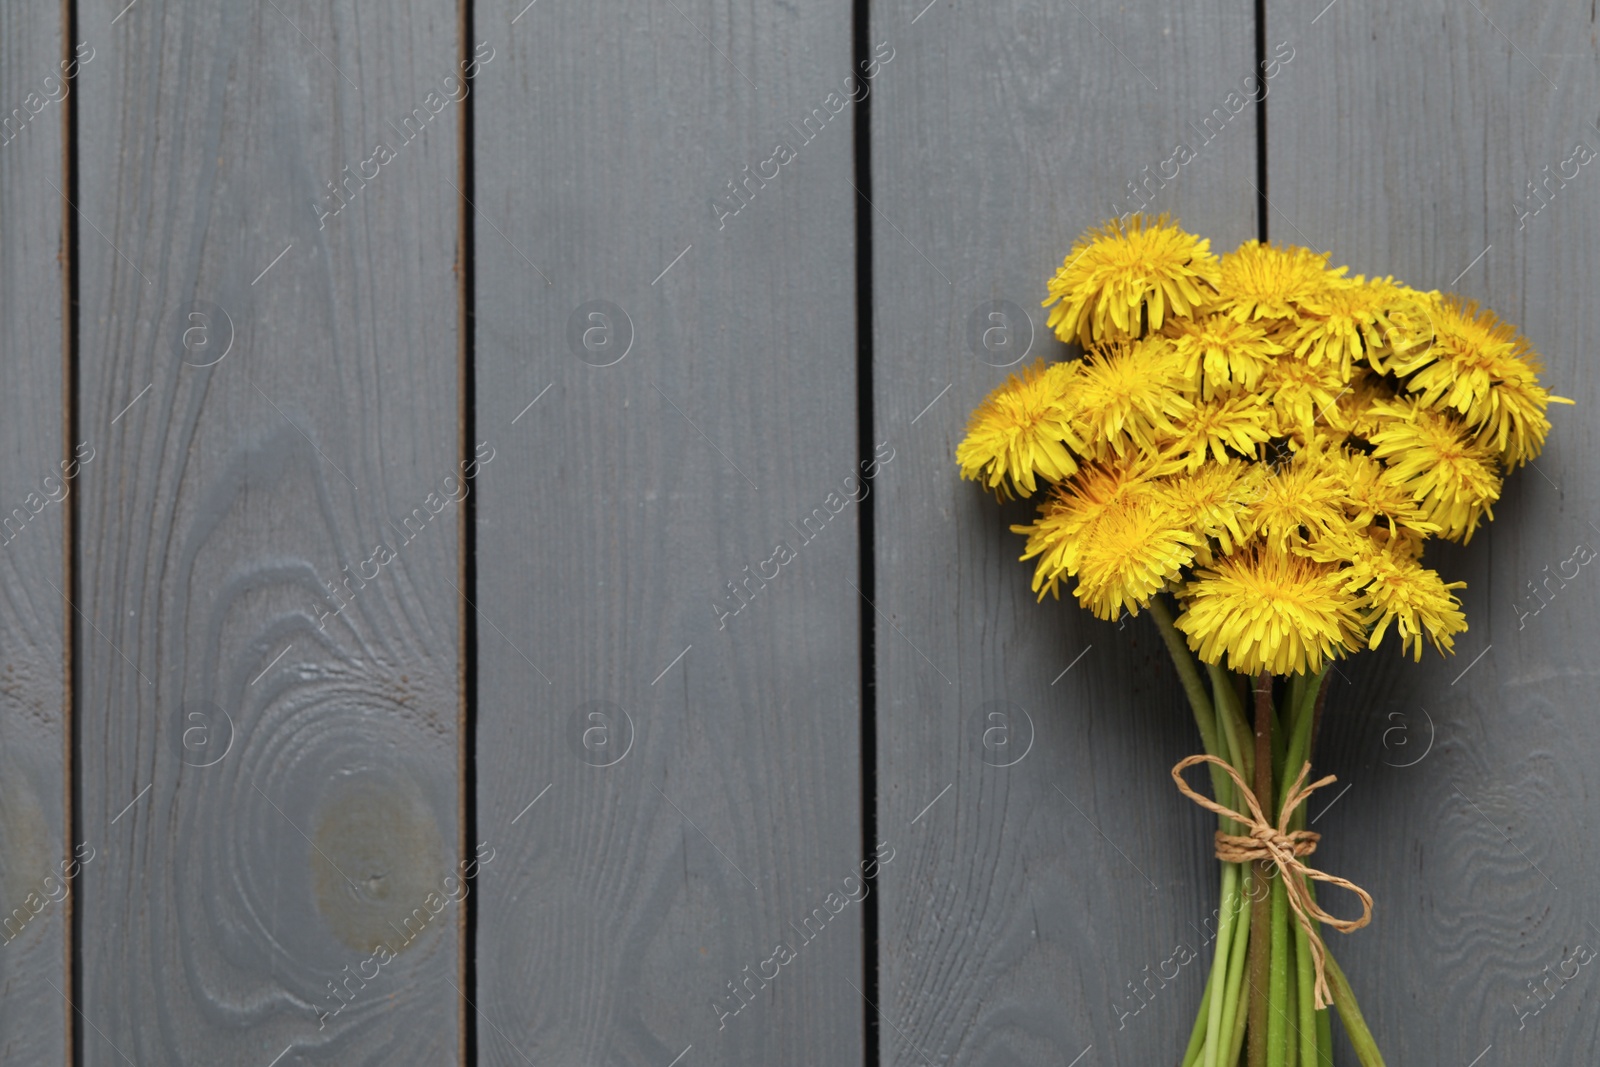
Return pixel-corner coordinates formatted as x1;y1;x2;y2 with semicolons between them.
961;215;1571;675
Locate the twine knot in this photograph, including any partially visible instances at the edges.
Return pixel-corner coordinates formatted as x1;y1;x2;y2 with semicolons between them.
1216;822;1320;866
1171;753;1374;1010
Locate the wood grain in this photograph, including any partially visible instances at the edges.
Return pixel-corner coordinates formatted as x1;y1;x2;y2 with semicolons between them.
75;1;463;1061
18;2;1599;1063
867;2;1259;1063
470;1;865;1063
0;3;69;1062
1267;0;1600;1059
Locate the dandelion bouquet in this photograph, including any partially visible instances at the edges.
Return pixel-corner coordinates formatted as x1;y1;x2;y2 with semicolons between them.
956;215;1570;1066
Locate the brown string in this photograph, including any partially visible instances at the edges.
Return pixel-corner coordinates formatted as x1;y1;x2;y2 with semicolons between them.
1171;753;1374;1010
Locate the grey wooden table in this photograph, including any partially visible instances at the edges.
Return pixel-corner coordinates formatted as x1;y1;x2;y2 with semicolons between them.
1;0;1596;1063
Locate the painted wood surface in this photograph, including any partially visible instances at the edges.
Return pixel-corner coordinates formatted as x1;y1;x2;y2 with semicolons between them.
1267;0;1600;1060
469;1;867;1064
0;3;69;1062
6;0;1600;1064
866;3;1264;1064
73;0;464;1062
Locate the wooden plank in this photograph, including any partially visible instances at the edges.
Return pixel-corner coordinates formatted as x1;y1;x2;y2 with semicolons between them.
1266;1;1600;1060
869;3;1260;1063
0;3;70;1062
470;2;864;1063
75;1;463;1061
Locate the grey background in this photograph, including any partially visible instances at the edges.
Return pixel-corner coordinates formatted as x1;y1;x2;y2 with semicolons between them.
0;0;1595;1064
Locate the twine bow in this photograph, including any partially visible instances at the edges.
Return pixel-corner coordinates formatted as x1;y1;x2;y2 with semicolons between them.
1171;754;1375;1010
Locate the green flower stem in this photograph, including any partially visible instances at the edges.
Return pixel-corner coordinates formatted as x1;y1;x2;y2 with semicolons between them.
1316;990;1332;1059
1247;672;1274;1067
1282;677;1326;1067
1308;673;1329;763
1226;945;1251;1066
1196;870;1228;1067
1294;916;1319;1065
1303;878;1334;1066
1286;674;1307;748
1324;948;1386;1066
1209;663;1255;1065
1284;932;1299;1067
1217;865;1254;1064
1209;667;1251;830
1278;670;1325;815
1274;672;1323;1067
1208;662;1254;789
1182;972;1212;1067
1268;690;1288;787
1267;872;1292;1066
1149;596;1216;747
1201;861;1242;1067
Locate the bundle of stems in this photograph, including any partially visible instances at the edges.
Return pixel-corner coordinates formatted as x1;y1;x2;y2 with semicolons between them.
1148;595;1385;1067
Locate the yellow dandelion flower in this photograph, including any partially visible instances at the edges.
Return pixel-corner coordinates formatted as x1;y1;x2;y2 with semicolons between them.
1011;457;1162;599
1342;544;1467;660
1043;214;1221;346
1378;294;1475;378
1477;375;1570;469
1360;282;1438;372
1395;297;1572;468
1262;352;1348;439
1175;544;1363;676
1368;398;1502;542
1071;338;1195;459
1380;524;1429;560
1165;314;1285;399
1322;368;1396;442
1287;275;1430;380
1325;448;1438;537
1160;394;1275;470
1297;518;1427;571
1250;445;1348;550
1154;462;1265;562
956;360;1083;497
1213;241;1346;325
1072;504;1198;620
